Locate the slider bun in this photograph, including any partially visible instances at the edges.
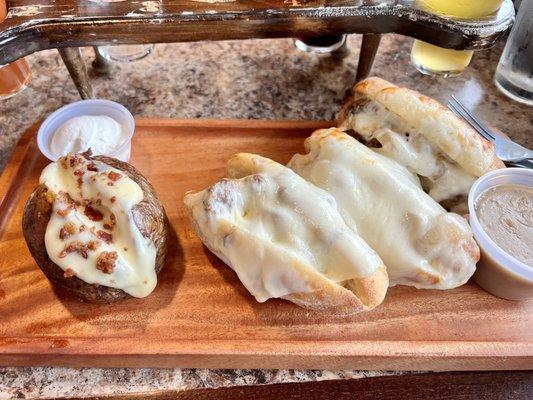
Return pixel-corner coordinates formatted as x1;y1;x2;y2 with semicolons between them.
289;128;479;290
185;153;388;315
340;77;504;176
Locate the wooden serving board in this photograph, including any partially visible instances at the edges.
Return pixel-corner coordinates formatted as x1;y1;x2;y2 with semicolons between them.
0;119;532;370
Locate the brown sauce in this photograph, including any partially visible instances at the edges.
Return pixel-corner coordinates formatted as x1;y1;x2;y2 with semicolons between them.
476;184;533;267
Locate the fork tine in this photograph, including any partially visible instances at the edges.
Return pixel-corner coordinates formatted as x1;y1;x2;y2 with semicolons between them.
446;100;495;143
449;96;496;141
449;96;495;140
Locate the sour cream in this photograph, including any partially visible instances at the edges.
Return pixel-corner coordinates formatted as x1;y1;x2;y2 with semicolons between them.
50;115;126;158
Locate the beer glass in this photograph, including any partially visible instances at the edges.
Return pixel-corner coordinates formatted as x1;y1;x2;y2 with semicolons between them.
411;0;504;77
0;0;32;99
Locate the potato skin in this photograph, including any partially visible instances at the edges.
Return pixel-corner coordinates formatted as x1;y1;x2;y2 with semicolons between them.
22;155;169;303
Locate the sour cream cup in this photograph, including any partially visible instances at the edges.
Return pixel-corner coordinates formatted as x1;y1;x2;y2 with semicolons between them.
37;99;135;162
468;168;533;300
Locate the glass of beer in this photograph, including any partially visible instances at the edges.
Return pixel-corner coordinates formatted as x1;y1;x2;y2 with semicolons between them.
411;0;504;77
494;0;533;105
0;0;32;99
0;59;32;99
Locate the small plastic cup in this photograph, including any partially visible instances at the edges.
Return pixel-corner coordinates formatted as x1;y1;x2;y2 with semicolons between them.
37;99;135;162
468;168;533;300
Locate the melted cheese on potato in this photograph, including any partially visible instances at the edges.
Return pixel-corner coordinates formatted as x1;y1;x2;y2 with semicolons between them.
184;155;384;302
289;128;479;289
40;154;157;297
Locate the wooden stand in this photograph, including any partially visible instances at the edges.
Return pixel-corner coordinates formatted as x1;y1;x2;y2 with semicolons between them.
0;0;515;98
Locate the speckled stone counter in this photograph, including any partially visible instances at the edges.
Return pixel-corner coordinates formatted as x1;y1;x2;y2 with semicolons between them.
0;34;531;399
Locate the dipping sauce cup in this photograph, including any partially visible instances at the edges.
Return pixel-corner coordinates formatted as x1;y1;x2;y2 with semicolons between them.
37;99;135;162
468;168;533;300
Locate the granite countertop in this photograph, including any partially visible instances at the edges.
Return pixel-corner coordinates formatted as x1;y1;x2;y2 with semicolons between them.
0;34;531;399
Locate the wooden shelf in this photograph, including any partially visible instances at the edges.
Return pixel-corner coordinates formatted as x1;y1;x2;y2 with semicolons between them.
0;0;515;65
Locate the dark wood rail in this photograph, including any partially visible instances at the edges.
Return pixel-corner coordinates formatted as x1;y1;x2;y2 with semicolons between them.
0;0;515;65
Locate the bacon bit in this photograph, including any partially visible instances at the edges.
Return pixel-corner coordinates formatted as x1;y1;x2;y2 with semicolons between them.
57;208;71;217
81;149;93;159
96;251;118;274
58;191;76;206
56;192;77;216
59;228;68;239
73;169;85;188
97;230;113;243
87;162;98;172
103;213;116;231
65;221;77;234
64;221;77;235
56;192;75;217
59;241;89;259
69;155;83;168
110;196;116;204
59;221;77;239
45;190;56;204
107;171;122;182
79;224;87;232
87;240;101;251
84;203;103;221
63;268;76;278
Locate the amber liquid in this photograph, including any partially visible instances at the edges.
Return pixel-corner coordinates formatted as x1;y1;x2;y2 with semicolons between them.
0;0;32;99
0;59;32;99
412;0;504;76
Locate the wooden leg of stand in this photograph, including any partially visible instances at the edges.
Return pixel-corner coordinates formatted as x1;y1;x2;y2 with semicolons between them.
91;46;111;75
355;34;382;82
58;47;94;99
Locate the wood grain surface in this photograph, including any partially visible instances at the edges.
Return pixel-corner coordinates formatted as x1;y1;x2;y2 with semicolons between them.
0;118;532;370
61;371;533;400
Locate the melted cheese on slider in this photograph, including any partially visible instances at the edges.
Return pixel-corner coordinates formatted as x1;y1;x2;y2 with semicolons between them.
184;155;385;302
40;154;157;297
289;128;479;289
340;100;476;203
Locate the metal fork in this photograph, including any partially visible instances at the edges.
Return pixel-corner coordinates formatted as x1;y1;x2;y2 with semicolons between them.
447;96;533;163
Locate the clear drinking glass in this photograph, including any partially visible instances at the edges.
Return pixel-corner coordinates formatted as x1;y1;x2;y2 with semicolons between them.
96;44;154;63
494;0;533;105
89;0;155;63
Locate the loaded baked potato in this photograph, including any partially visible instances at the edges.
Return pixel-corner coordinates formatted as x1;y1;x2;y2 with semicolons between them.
23;151;169;303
